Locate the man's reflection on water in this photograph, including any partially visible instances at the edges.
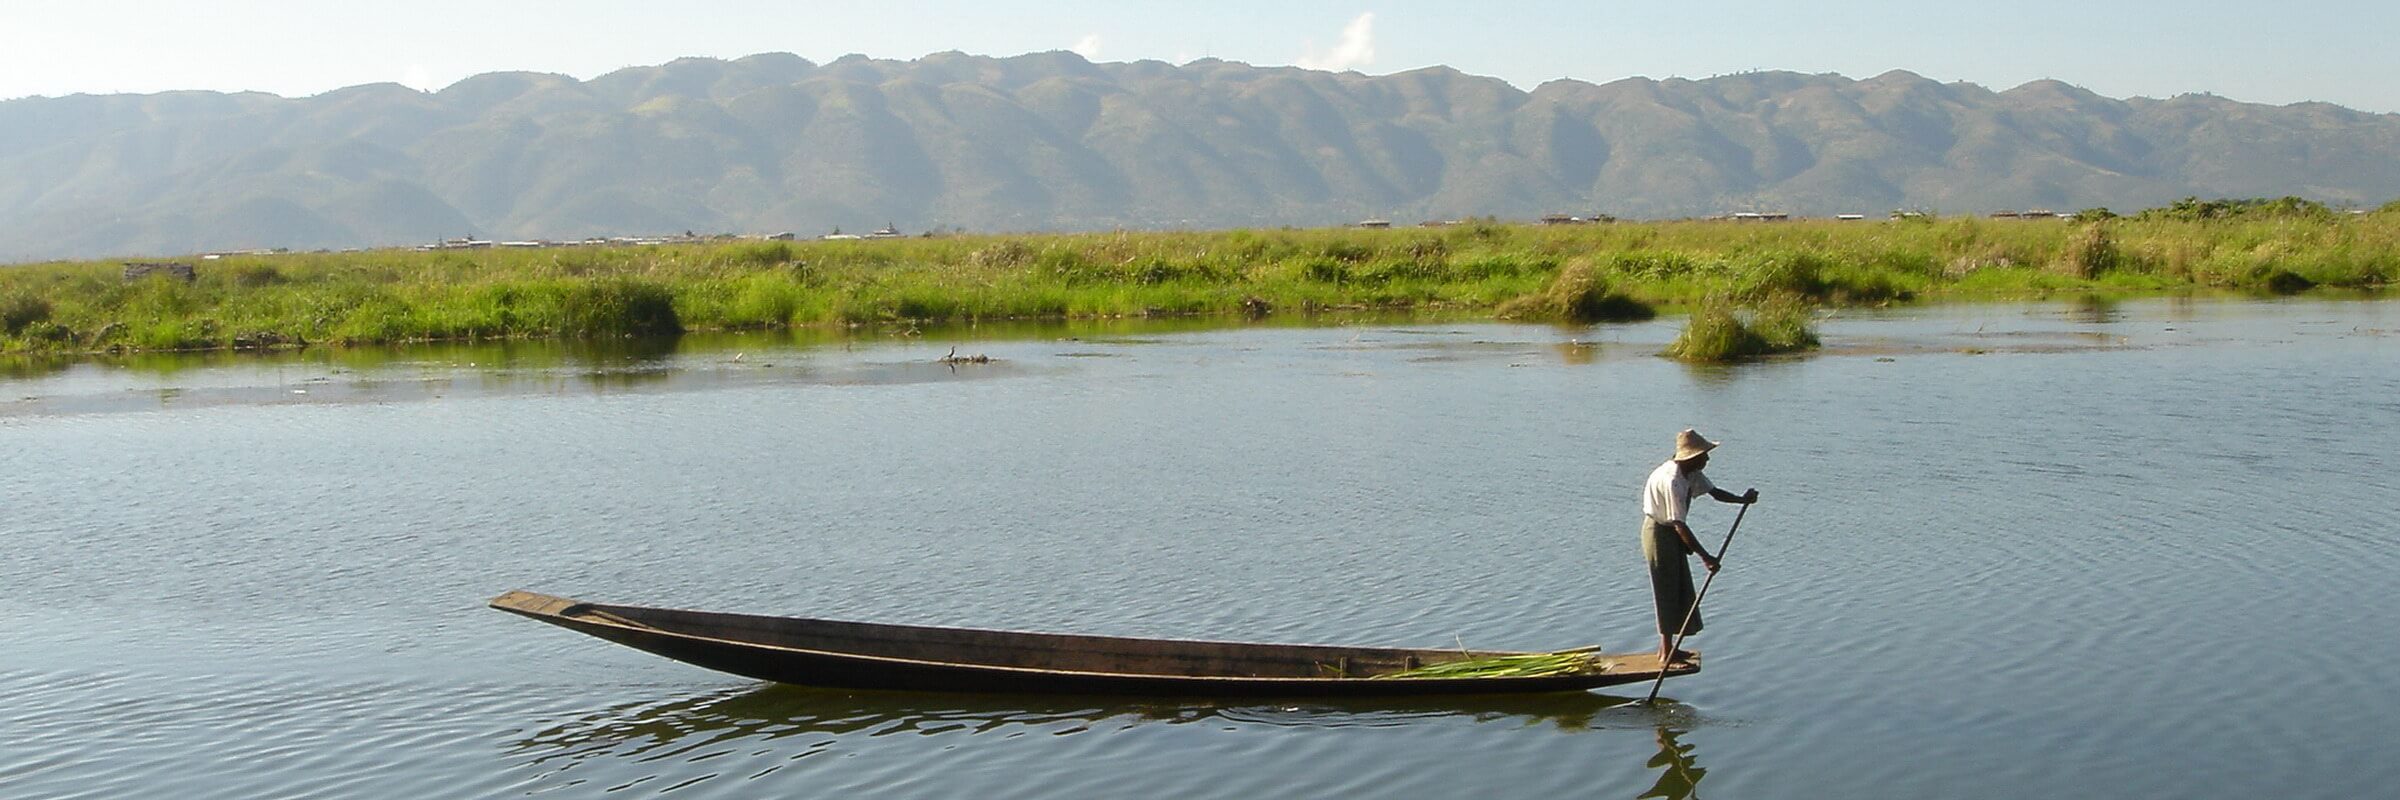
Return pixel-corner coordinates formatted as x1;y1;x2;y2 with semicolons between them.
1638;726;1705;800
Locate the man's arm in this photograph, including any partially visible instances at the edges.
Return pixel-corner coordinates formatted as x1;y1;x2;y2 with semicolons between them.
1707;487;1760;505
1668;520;1721;572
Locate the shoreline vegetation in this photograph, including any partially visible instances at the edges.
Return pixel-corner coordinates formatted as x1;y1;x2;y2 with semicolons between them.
2;198;2393;362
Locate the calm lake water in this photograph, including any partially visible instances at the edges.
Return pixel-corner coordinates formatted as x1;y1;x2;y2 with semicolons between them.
3;298;2396;798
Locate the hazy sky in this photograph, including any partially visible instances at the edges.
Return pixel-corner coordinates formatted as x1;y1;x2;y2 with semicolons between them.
6;0;2396;112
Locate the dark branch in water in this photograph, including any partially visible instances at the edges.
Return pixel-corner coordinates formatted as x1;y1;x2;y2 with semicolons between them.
937;345;990;365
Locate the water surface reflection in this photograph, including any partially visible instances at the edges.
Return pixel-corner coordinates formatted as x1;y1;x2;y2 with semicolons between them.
1640;726;1708;800
507;683;1726;796
516;684;1678;752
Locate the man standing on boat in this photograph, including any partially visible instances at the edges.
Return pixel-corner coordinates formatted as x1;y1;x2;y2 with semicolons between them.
1642;429;1757;666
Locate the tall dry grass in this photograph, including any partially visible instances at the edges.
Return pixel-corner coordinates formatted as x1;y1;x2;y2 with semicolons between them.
3;208;2391;353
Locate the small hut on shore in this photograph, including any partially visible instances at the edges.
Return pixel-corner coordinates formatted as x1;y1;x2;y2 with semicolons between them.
122;262;196;283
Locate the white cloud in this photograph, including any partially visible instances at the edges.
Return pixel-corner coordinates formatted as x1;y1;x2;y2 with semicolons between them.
401;64;435;91
1072;34;1102;60
1296;12;1376;72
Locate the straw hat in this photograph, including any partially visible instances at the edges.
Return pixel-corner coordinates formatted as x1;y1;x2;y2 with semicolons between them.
1673;429;1719;462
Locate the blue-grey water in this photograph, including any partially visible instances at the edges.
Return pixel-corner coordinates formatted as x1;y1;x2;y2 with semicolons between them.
3;298;2395;798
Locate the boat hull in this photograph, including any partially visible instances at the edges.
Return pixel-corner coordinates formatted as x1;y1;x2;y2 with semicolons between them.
490;590;1697;697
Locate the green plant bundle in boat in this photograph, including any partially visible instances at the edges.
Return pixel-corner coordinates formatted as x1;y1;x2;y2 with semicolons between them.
1371;648;1609;679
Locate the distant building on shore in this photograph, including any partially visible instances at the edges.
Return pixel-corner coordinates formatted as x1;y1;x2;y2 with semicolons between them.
122;262;195;283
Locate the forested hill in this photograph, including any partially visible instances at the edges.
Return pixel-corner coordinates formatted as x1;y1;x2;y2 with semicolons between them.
6;51;2400;261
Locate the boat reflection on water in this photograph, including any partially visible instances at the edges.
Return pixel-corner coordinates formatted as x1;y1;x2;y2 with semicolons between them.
513;684;1134;762
510;684;1714;793
513;682;1696;749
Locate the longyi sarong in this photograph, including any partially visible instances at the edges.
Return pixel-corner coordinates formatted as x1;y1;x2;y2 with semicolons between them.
1642;516;1703;636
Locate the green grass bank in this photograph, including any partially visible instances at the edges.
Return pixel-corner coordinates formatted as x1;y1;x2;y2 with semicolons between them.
3;205;2394;355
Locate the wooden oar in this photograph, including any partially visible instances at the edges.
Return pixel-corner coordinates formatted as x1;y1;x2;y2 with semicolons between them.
1644;499;1752;704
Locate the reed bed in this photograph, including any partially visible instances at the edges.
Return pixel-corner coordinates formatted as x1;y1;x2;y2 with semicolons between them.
3;207;2393;354
1663;293;1824;363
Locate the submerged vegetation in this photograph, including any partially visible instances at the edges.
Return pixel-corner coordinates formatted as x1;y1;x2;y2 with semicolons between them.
1;200;2392;355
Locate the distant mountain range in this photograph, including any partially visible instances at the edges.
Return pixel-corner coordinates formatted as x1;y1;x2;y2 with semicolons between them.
7;51;2400;262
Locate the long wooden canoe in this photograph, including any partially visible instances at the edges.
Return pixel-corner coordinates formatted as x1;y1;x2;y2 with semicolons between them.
489;590;1698;696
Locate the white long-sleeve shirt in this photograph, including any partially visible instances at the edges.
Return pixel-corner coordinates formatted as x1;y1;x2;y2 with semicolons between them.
1641;459;1716;524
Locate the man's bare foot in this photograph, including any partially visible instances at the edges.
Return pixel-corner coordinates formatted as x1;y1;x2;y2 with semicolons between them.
1659;649;1698;665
